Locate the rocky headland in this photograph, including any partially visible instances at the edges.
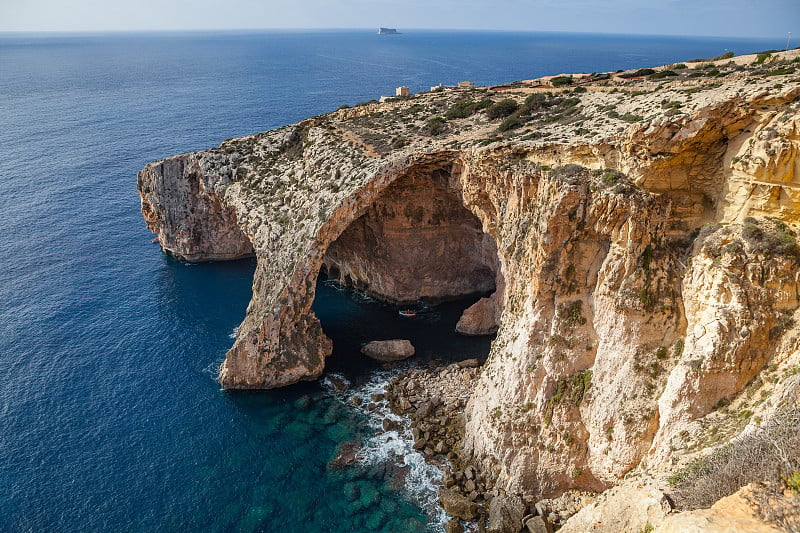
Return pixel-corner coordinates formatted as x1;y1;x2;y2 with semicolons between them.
139;49;800;531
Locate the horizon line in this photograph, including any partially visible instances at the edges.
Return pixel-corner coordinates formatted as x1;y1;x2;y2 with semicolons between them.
0;27;788;42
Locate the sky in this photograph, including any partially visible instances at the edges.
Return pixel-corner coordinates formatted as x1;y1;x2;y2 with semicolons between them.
0;0;797;38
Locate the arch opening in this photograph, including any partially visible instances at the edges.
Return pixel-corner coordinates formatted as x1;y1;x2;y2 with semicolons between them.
322;166;499;305
312;163;502;375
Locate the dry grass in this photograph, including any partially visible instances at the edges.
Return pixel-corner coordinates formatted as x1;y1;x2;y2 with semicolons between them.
748;482;800;532
669;407;800;529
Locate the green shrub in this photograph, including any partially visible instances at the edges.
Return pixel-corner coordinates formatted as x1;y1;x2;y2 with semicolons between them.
572;86;587;93
620;112;644;123
498;114;524;132
689;51;734;62
550;75;573;87
600;169;625;185
766;67;794;76
650;69;678;79
445;99;478;119
550;164;587;185
785;471;800;493
391;136;408;149
486;98;520;119
559;300;587;329
756;52;772;64
524;93;551;112
673;63;688;69
741;217;798;257
544;369;593;424
478;135;503;146
425;116;447;136
635;68;656;76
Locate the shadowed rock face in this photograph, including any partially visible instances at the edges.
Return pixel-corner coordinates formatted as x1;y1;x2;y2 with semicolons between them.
323;167;498;304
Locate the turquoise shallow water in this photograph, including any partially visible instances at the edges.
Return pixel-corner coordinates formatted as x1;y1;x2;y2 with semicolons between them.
0;30;782;531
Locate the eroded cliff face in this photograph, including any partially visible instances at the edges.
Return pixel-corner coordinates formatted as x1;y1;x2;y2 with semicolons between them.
138;50;800;505
138;154;254;261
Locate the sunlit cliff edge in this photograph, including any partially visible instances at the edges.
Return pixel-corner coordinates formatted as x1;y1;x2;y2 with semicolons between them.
138;49;800;531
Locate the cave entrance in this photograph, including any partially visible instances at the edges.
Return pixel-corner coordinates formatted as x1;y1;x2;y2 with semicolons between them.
312;164;501;377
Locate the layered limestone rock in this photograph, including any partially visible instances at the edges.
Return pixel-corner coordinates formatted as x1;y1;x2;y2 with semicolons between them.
139;50;800;521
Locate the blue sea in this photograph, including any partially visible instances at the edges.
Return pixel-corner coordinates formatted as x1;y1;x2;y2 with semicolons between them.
0;30;781;532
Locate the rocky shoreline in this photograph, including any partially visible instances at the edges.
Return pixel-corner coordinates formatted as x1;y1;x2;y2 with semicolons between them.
382;361;596;533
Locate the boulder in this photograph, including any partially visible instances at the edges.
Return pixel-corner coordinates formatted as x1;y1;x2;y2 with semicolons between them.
455;293;500;336
382;417;401;432
416;401;436;419
325;373;350;392
361;339;415;362
445;517;465;533
487;493;526;533
524;515;553;533
440;488;479;520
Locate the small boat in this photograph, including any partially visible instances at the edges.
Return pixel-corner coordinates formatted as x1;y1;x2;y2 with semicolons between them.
152;237;160;243
398;309;417;317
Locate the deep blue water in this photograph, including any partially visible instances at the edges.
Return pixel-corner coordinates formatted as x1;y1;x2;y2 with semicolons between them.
0;30;781;532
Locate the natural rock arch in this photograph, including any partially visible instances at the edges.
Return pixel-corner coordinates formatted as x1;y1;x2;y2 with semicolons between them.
219;154;505;389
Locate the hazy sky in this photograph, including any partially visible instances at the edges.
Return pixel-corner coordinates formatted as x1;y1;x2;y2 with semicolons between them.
1;0;797;38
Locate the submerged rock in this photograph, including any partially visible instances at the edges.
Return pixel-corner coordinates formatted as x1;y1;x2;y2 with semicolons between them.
328;440;362;470
361;340;415;362
326;373;350;392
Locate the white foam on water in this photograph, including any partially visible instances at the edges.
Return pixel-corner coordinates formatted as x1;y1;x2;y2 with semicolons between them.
203;357;224;382
228;325;239;339
325;369;450;532
351;290;378;305
322;279;347;291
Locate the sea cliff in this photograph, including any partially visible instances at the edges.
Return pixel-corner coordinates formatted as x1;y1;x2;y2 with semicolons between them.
139;49;800;531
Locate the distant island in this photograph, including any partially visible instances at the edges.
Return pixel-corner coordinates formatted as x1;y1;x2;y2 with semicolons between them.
377;27;399;35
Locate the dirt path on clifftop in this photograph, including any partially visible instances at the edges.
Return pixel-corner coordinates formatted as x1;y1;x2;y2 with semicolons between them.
335;127;381;158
